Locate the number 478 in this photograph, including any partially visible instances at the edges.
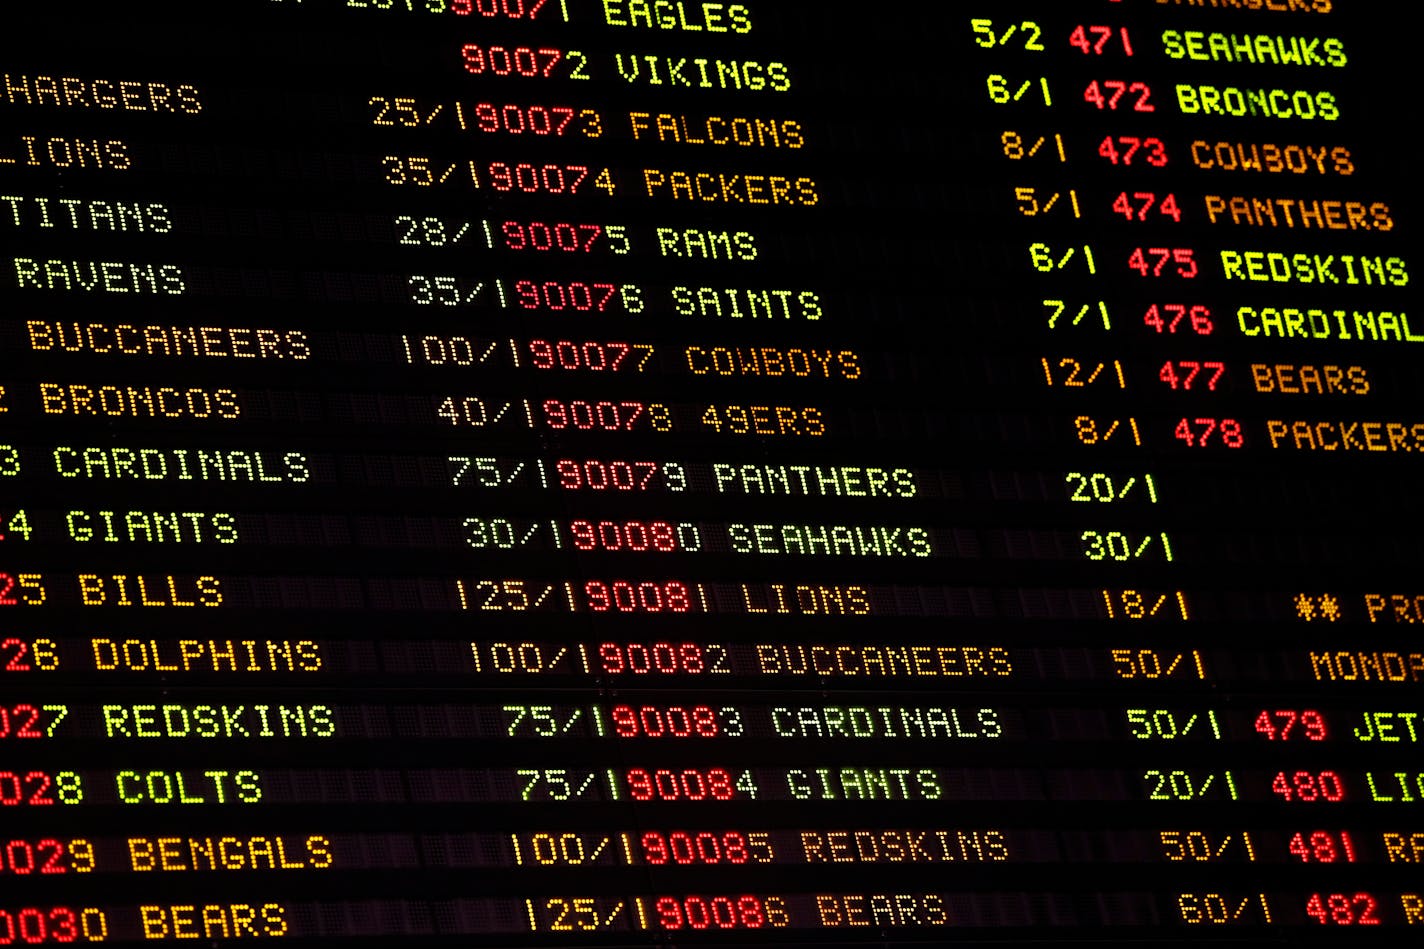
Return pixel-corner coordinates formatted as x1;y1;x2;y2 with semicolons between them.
1129;247;1197;278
